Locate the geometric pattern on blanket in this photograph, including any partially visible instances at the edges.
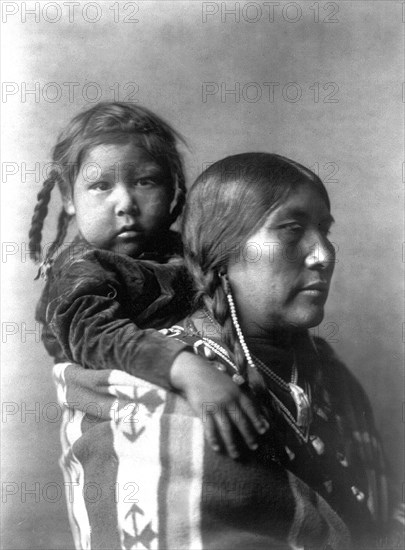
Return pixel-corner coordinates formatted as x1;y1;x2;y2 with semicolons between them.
53;363;351;550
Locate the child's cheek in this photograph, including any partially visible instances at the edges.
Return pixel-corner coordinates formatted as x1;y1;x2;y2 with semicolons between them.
142;189;172;220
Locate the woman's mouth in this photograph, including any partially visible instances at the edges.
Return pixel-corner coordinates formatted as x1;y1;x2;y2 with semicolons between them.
299;289;326;297
298;282;329;297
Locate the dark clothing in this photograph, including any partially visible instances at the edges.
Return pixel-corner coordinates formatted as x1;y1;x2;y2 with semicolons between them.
36;233;193;389
166;319;393;547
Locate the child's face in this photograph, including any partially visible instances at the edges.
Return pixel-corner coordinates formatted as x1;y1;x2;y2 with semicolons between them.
65;142;174;256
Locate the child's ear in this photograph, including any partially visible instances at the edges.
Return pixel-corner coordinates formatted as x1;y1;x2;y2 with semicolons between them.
63;196;76;216
169;184;181;216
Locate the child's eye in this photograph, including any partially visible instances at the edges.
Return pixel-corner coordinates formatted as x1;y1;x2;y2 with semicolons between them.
89;181;112;192
133;178;158;188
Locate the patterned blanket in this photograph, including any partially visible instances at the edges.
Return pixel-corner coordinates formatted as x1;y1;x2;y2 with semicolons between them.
53;362;353;550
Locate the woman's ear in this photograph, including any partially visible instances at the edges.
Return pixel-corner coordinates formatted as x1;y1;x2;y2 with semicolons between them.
63;196;76;216
218;270;230;293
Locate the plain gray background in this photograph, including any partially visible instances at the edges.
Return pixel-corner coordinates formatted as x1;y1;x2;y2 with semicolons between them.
1;1;403;548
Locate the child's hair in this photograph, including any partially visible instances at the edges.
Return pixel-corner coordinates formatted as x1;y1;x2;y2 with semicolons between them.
29;101;187;264
182;152;330;377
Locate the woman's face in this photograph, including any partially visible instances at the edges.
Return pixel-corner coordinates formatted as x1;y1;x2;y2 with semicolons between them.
227;183;335;336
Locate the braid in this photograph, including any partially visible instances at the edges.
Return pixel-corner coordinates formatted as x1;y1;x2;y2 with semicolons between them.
210;283;248;378
186;256;248;378
211;281;269;395
28;171;58;263
45;209;72;262
185;257;218;308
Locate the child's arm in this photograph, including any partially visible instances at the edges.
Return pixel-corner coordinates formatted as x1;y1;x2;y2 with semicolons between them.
42;248;190;389
171;352;269;459
43;248;268;456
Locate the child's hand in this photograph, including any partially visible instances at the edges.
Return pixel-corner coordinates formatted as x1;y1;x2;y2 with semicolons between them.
170;351;269;460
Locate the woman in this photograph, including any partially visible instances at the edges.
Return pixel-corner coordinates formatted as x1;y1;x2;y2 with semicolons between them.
55;153;394;550
168;152;391;548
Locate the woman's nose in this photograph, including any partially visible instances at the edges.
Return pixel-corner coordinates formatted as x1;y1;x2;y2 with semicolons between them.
304;233;335;270
113;184;137;216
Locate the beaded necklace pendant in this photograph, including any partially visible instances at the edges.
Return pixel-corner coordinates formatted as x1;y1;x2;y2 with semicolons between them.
288;382;312;436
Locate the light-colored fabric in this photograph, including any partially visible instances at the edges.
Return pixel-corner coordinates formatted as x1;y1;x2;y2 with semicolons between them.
53;363;352;550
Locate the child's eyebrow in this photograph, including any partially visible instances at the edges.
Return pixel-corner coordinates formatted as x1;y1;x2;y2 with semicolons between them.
134;165;165;176
125;163;165;176
99;163;164;177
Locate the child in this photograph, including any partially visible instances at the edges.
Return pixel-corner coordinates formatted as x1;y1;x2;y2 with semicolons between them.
30;102;268;459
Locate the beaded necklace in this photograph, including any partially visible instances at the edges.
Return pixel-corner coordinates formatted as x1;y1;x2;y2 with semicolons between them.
185;316;246;386
184;307;369;509
252;354;312;442
202;305;312;443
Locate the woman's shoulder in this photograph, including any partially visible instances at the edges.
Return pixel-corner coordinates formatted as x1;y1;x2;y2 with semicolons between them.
312;336;360;383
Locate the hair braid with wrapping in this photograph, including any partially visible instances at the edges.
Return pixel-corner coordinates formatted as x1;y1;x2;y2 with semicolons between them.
28;170;58;262
211;281;248;378
185;255;248;378
45;209;72;261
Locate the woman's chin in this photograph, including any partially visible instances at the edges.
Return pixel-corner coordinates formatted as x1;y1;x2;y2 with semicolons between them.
289;307;325;331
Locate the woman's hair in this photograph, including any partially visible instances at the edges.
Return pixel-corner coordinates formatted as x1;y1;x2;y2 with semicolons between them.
28;102;187;263
182;152;331;377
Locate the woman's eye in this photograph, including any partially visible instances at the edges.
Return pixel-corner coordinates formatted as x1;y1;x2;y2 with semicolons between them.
281;223;304;235
319;223;332;237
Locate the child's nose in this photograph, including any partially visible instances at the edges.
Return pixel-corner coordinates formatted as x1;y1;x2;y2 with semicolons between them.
114;184;138;216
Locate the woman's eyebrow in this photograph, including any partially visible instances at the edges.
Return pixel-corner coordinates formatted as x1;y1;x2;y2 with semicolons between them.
274;207;309;221
273;208;335;225
323;214;335;225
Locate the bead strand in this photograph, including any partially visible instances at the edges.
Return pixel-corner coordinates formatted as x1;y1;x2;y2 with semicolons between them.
206;299;311;439
202;337;246;385
267;387;309;443
252;354;291;391
187;315;246;386
225;286;257;371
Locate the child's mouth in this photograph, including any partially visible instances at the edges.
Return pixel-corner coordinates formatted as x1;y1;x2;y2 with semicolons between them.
116;225;143;239
117;230;142;239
